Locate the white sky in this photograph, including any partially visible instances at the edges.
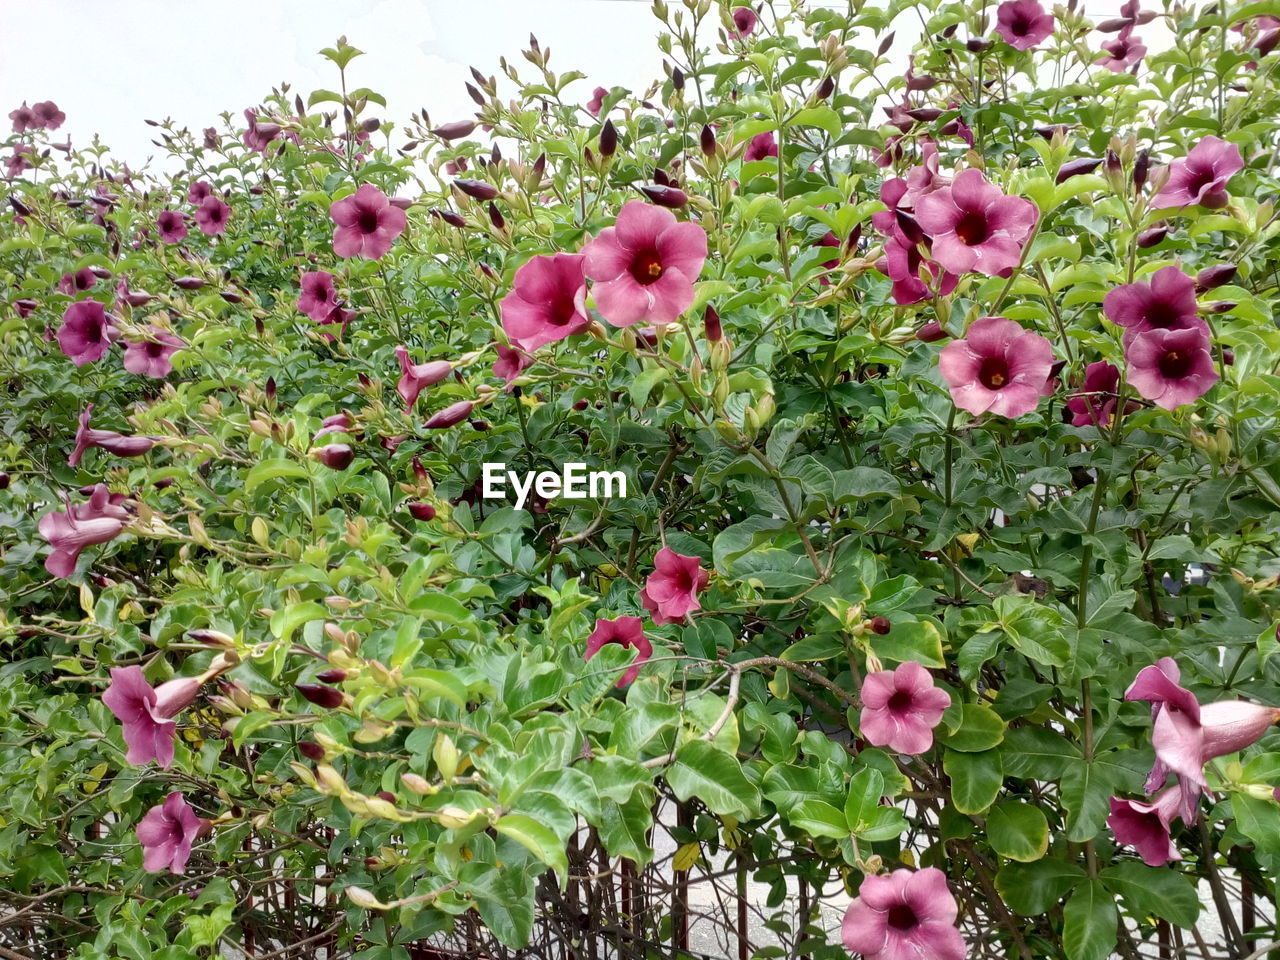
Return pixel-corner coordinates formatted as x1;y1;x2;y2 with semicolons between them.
1;0;1149;169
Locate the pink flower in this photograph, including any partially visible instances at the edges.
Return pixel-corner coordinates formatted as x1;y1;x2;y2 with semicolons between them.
587;87;609;117
69;404;154;467
5;145;34;177
582;200;707;327
1099;27;1147;72
242;108;282;154
1151;135;1244;210
187;181;214;204
59;268;97;294
1107;787;1183;866
395;345;453;412
731;6;759;37
137;792;208;874
500;253;590;351
38;484;130;578
1066;360;1133;427
193;196;231;235
858;662;952;755
584;616;653;686
915;169;1037;277
938;316;1054;418
9;102;36;133
157;210;188;244
31;100;65;130
331;183;407;259
1103;265;1199;342
744;131;778;162
493;342;533;386
842;868;966;960
1124;325;1217;410
996;0;1055;49
57;300;116;366
297;271;339;323
102;666;202;769
640;547;709;626
123;328;184;378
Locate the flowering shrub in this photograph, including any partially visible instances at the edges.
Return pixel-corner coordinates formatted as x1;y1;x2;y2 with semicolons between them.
3;1;1280;959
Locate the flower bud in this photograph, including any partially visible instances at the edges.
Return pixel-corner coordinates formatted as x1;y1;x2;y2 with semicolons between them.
431;121;477;140
316;668;347;684
312;443;355;470
916;321;947;342
966;37;990;52
700;124;716;157
402;772;435;794
1055;157;1102;183
869;617;892;635
0;472;9;490
599;119;618;157
431;207;467;228
408;501;437;521
704;305;723;342
296;683;345;709
816;75;835;100
453;179;498;201
346;887;391;910
174;276;206;290
424;400;475;429
1196;263;1237;291
299;741;325;761
640;184;688;208
1207;300;1236;314
671;66;684;91
487;202;505;230
1136;225;1168;247
1133;149;1151;191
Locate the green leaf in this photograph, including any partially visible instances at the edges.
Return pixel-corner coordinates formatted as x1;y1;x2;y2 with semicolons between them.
629;366;670;408
869;618;946;668
269;601;327;644
1100;862;1200;927
494;814;568;887
996;859;1086;916
1232;793;1280;852
987;801;1049;862
245;458;311;492
1063;879;1118;960
1001;727;1082;779
665;740;761;819
789;799;850;839
944;748;1002;814
844;767;885;833
941;703;1006;752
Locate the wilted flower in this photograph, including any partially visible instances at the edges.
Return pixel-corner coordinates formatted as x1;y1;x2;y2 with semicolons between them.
331;183;406;260
858;662;952;755
582;200;707;327
842;868;966;960
744;131;778;162
69;404;154;466
915;169;1037;277
1152;135;1244;210
395;345;453;412
584;616;653;686
500;253;590;351
57;300;116;366
1107;787;1183;866
39;484;130;578
193;196;231;235
938;316;1054;417
137;792;209;874
587;86;609;117
493;342;533;386
1099;26;1148;72
157;210;188;244
1124;325;1217;410
640;547;709;626
995;0;1055;50
102;665;201;768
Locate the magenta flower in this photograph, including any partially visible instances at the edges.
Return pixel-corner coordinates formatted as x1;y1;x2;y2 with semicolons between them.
103;666;202;769
731;6;759;37
187;181;214;204
915;169;1037;276
57;300;116;366
639;547;709;626
9;102;35;133
493;342;533;387
1067;360;1132;427
587;86;609;117
157;210;187;244
59;268;97;294
38;484;130;578
70;404;154;467
31;100;65;130
1124;325;1217;410
858;662;952;755
138;792;208;874
1151;135;1244;210
123;328;184;378
1099;27;1147;72
584;616;653;686
582;200;707;327
938;316;1054;417
744;131;778;163
193;196;231;236
5;145;34;178
1103;265;1199;341
297;271;339;323
500;253;590;351
996;0;1054;49
242;108;282;154
331;183;406;260
395;345;453;412
842;868;966;960
1107;787;1183;866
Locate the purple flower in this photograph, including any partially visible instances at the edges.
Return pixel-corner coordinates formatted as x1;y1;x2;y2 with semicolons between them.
1066;360;1133;427
187;181;214;204
744;131;778;162
1099;26;1147;72
122;328;184;378
995;0;1055;50
500;253;591;351
157;210;187;244
1124;325;1217;410
57;300;116;366
5;145;35;177
731;6;759;37
587;86;609;118
395;345;453;412
938;316;1054;417
193;196;231;235
1103;265;1199;342
842;868;966;960
70;404;155;467
31;100;65;130
137;792;208;874
915;169;1037;277
59;268;97;295
102;665;202;768
493;343;533;387
331;183;407;260
584;616;653;686
9;102;36;133
1107;787;1183;866
38;484;130;578
858;662;952;755
1151;135;1244;210
242;108;282;154
297;271;339;323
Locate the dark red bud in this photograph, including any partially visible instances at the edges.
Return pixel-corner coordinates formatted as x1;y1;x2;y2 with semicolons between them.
376;791;395;803
869;617;891;635
8;195;32;217
299;741;325;760
469;419;490;431
265;377;277;402
432;121;477;140
700;124;716;157
1056;157;1102;183
431;208;467;228
1104;149;1122;174
705;305;723;342
454;179;498;201
408;501;437;521
465;83;486;107
639;184;688;208
1134;149;1151;191
424;400;475;429
907;108;945;122
491;143;502;164
315;443;355;470
654;168;671;186
600;119;618;157
916;321;947;342
1097;17;1130;32
573;399;589;411
487;202;505;229
316;668;347;683
1222;348;1235;365
1137;225;1168;247
966;37;990;52
1207;300;1236;313
1196;263;1237;291
173;276;206;290
816;75;835;100
671;66;684;91
877;32;895;56
154;476;175;489
296;683;344;709
532;153;546;179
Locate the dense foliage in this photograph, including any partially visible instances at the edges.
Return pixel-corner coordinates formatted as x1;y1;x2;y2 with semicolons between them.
3;1;1280;958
